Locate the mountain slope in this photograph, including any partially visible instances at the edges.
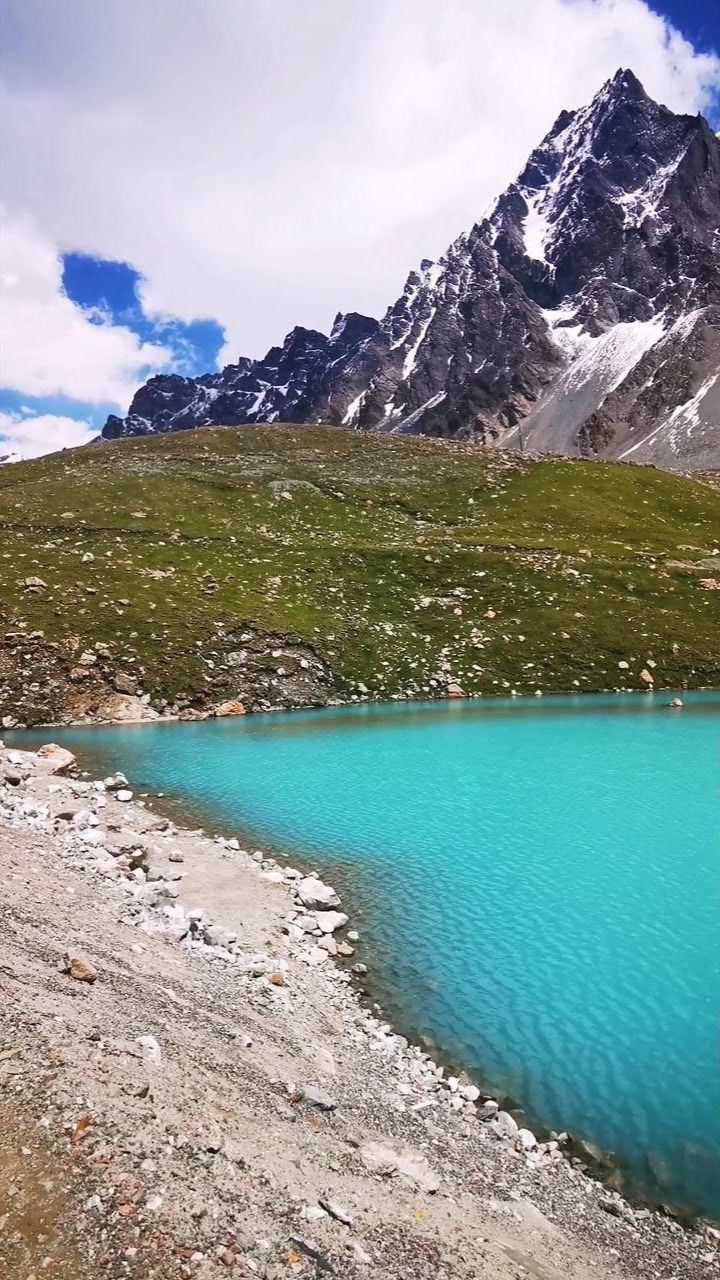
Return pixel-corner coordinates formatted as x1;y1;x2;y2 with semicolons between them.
104;70;720;471
2;426;720;727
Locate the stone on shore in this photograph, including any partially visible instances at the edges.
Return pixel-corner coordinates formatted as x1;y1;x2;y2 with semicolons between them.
492;1111;519;1139
296;876;341;909
215;700;247;717
517;1127;537;1151
35;744;77;775
314;910;349;933
104;772;129;791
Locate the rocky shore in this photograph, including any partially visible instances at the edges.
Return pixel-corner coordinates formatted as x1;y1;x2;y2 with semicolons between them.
1;740;718;1279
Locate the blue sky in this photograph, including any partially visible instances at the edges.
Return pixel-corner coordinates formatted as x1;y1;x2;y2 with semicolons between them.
1;0;720;458
658;1;720;58
61;253;224;376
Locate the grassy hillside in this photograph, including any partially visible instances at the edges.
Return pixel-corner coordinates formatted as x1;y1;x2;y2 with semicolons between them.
2;424;720;726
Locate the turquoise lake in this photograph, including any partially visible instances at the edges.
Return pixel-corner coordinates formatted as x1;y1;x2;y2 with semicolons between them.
11;693;720;1216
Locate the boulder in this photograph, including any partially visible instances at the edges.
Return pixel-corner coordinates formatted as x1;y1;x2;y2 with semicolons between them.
62;952;97;983
314;910;349;934
35;744;76;775
300;1084;337;1111
516;1128;537;1151
113;673;138;695
296;877;340;910
215;700;247;717
104;772;129;791
478;1100;499;1120
492;1111;519;1139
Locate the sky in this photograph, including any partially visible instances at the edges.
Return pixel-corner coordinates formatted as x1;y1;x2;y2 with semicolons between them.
1;0;720;459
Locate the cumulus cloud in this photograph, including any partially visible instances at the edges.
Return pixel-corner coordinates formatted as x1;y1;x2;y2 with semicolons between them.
0;410;97;461
0;0;719;374
0;212;171;405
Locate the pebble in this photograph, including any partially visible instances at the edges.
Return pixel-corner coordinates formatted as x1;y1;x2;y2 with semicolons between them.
137;1035;162;1068
62;952;97;983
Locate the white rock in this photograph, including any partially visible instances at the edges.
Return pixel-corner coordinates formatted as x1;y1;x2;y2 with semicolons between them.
104;772;129;791
517;1127;537;1151
116;789;133;803
302;1204;329;1222
314;910;349;934
492;1111;519;1139
72;808;99;829
296;876;340;909
35;744;76;775
137;1035;162;1068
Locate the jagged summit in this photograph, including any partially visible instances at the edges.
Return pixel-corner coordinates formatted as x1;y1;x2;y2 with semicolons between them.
104;71;720;470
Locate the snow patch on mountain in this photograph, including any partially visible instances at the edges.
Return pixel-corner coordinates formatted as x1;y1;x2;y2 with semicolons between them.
564;316;667;397
522;192;551;263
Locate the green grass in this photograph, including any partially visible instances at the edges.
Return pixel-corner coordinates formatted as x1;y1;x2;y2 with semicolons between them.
2;424;720;724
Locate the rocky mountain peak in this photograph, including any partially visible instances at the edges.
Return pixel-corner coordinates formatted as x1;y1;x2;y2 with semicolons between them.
103;69;720;471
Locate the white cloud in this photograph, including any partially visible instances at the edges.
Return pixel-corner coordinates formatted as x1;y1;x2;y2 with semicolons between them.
0;410;97;461
0;211;171;405
0;0;718;375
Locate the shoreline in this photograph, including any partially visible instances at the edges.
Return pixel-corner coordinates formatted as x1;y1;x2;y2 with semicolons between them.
1;738;719;1277
13;677;704;734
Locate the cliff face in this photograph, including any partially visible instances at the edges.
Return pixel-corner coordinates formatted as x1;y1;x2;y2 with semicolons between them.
105;70;720;471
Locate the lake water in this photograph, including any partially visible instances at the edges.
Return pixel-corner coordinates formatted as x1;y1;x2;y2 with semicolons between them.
10;693;720;1216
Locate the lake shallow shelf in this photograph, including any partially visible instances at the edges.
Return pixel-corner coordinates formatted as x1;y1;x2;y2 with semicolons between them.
11;692;720;1216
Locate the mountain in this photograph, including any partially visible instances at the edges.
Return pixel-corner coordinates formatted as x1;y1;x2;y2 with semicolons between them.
104;70;720;471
